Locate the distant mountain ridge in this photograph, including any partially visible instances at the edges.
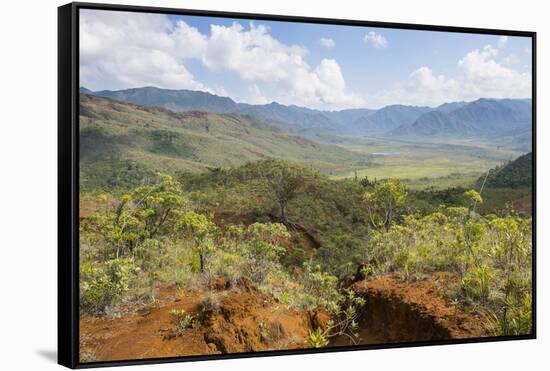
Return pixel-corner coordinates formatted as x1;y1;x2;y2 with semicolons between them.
88;87;239;113
81;87;532;139
389;99;531;139
448;98;532;135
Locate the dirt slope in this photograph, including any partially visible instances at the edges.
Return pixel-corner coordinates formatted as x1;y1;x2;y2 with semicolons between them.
80;282;310;362
342;274;487;345
80;273;487;362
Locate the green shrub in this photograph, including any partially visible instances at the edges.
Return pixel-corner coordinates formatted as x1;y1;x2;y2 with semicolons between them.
80;258;139;315
461;264;493;303
307;328;329;348
169;309;196;333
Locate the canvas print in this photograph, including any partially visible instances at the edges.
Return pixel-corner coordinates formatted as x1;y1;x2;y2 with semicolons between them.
78;8;534;363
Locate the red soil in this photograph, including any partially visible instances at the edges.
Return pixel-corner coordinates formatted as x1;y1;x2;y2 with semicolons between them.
80;282;310;362
80;273;487;362
339;273;486;345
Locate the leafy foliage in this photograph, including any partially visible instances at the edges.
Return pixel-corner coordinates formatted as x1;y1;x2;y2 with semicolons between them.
169;309;196;333
478;153;532;189
364;206;532;335
308;328;329;348
363;179;408;231
80;258;140;315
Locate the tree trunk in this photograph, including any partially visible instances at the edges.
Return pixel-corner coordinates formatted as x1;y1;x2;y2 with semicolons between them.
199;253;205;273
280;202;287;223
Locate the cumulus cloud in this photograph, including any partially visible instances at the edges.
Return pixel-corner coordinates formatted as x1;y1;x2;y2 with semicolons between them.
80;10;365;109
368;44;531;107
319;37;335;49
364;31;387;48
80;10;208;91
199;22;365;108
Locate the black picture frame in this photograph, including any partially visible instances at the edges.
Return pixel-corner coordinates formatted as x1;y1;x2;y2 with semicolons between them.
58;2;537;368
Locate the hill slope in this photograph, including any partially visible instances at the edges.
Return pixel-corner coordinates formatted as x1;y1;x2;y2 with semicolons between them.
89;87;346;134
89;86;238;113
79;94;368;189
479;152;533;189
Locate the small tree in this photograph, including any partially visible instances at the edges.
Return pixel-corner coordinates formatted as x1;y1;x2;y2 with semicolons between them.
82;173;187;259
131;173;187;238
261;160;307;223
176;211;217;273
244;223;289;283
363;179;407;231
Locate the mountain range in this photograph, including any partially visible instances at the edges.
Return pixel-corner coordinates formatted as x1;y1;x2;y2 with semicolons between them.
81;86;532;140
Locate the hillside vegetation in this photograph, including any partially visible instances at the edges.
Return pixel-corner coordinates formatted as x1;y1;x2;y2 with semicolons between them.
479;152;533;189
80;94;368;190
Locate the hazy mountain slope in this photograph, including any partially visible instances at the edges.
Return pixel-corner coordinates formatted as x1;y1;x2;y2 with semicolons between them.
82;87;532;140
390;111;477;137
436;101;469;113
392;99;533;139
322;108;376;126
79;94;368;189
354;105;432;135
235;102;340;132
448;98;532;135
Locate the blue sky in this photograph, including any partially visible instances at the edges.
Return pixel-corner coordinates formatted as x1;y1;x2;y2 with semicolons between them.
80;9;532;109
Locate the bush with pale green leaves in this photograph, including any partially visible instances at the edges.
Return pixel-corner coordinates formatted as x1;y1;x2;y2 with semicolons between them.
364;197;532;336
80;258;140;315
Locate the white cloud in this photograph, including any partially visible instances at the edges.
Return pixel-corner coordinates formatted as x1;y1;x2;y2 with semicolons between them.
498;35;508;48
80;10;207;91
80;11;365;109
368;44;531;107
364;31;387;49
319;37;335;49
199;22;366;108
200;22;308;82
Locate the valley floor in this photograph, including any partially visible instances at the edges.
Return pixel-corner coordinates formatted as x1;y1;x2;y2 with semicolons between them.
327;136;524;190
